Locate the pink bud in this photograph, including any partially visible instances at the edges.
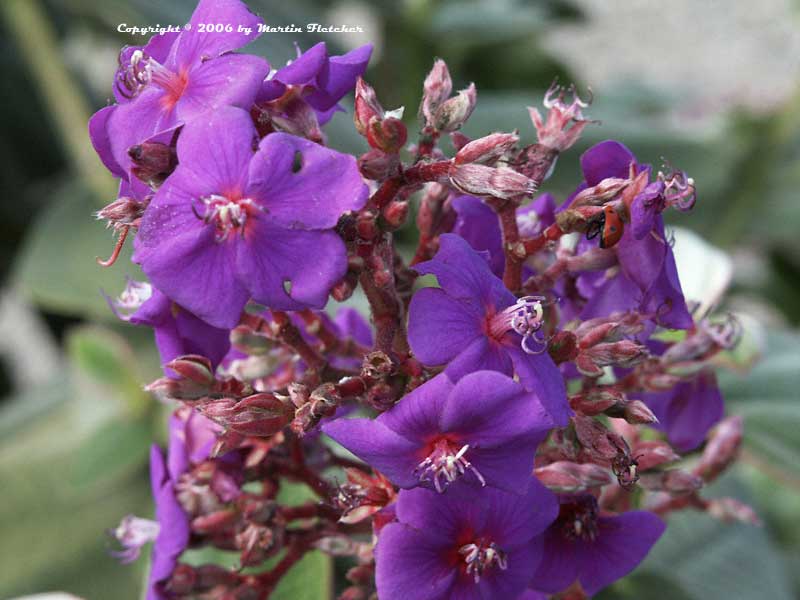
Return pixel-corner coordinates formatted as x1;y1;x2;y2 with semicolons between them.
191;508;239;534
569;388;623;415
706;497;760;525
634;440;681;471
434;83;477;132
165;354;215;384
128;141;177;187
449;163;535;200
354;77;384;136
454;132;519;166
534;461;613;493
639;469;703;495
694;415;743;483
621;400;659;425
358;149;400;180
420;59;453;124
366;116;408;154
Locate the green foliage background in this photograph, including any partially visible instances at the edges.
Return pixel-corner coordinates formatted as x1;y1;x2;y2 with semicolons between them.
0;0;798;598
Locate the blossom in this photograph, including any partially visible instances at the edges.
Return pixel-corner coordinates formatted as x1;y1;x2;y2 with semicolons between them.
452;193;556;277
407;233;570;426
110;279;231;371
90;0;268;178
568;140;693;330
324;371;552;494
375;480;557;600
529;494;665;596
132;106;369;328
636;369;724;452
254;41;373;138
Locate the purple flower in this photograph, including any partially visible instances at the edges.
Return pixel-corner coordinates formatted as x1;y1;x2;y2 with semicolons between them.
254;42;373;138
569;141;692;330
529;494;665;596
407;233;570;426
636;369;724;452
132;106;368;328
375;480;557;600
452;193;556;278
90;0;268;177
324;371;552;494
111;280;231;372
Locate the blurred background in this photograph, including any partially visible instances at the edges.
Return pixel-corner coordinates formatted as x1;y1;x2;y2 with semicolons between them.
1;0;799;598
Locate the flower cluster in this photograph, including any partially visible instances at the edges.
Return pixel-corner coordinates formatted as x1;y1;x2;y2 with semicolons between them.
94;2;749;599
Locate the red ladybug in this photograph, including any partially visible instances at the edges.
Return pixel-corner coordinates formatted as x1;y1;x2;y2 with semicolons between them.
585;205;624;249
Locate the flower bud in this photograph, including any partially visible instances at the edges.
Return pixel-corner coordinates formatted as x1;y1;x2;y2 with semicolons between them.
191;508;239;535
420;59;453;124
548;330;579;364
433;83;476;132
366;116;408;154
354;77;384;136
165;354;215;385
706;497;760;525
639;469;703;495
694;415;743;483
620;400;659;425
236;522;283;566
634;440;680;471
569;388;623;415
534;461;613;493
201;393;292;437
358;149;399;180
449;163;535;200
454;132;519;166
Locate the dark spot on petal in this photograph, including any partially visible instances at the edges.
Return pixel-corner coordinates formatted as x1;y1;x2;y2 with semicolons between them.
283;279;293;295
291;150;303;173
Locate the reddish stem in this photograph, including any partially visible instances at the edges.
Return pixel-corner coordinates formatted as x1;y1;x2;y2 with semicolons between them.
496;201;523;292
96;225;129;267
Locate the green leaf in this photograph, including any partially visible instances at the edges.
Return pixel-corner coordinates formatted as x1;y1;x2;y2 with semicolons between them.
12;182;144;320
71;417;153;487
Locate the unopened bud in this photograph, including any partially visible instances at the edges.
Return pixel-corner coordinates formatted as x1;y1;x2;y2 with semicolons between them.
577;341;648;376
420;59;453;124
534;461;613;493
569;388;623;415
449;163;535;201
634;440;680;471
201;393;292;437
620;399;658;425
191;508;239;534
694;415;743;483
381;199;409;230
354;77;385;136
454;132;518;166
165;354;215;385
367;116;408;154
97;196;147;228
433;83;476;132
548;330;579;364
236;522;283;566
706;497;760;525
358;149;399;180
639;469;703;495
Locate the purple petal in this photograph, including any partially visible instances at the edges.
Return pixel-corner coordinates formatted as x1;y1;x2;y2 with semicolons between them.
177;54;270;123
395;486;487;541
482;479;558;547
452;195;504;277
149;445;167;499
577;511;665;596
175;105;257;193
414;234;515;310
518;591;548;600
89;106;125;178
150;483;190;582
507;345;572;427
322;418;421;488
378;372;454;442
375;522;456;600
408;287;483;366
444;336;514;382
580;140;636;186
275;42;328;86
440;371;549;446
174;0;263;67
236;217;347;310
457;541;540;600
247;132;368;229
167;413;190;481
630;181;665;239
333;307;373;347
529;525;581;594
306;43;373;111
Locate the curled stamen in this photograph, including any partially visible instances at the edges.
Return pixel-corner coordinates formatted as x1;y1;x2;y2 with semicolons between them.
195;195;259;242
459;541;508;583
96;225;130;267
703;313;742;351
658;160;696;211
415;439;486;493
489;296;549;355
115;48;153;99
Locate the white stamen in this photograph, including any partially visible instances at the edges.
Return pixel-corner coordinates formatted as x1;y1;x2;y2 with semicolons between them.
415;440;486;493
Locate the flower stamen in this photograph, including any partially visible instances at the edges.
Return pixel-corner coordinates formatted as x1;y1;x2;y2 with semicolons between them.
196;195;259;242
489;296;548;354
459;540;508;583
415;439;486;493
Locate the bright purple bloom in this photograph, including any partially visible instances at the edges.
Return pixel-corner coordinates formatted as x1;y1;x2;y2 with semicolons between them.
452;193;556;278
255;42;373;133
529;494;665;596
568;141;692;330
132;106;369;328
407;233;570;426
90;0;268;177
324;371;552;494
375;480;557;600
636;369;724;452
111;280;231;372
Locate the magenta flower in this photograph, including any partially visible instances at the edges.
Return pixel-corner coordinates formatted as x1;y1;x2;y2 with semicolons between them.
90;0;268;178
407;233;570;426
452;193;556;278
324;371;552;494
375;480;557;600
255;41;373;130
132;106;368;328
111;280;231;371
568;141;692;330
529;494;665;596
